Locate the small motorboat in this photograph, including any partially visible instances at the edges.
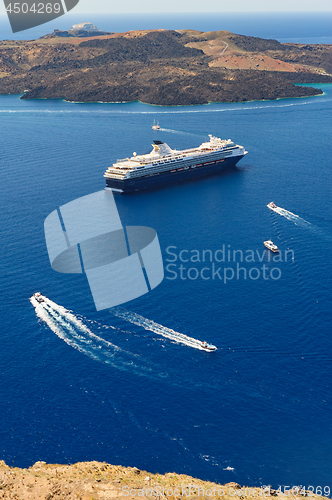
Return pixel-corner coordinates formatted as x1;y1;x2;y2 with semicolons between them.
263;240;279;252
33;292;45;303
151;120;160;130
201;341;217;352
267;201;278;210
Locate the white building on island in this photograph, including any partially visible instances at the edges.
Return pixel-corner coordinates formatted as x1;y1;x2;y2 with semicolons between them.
71;22;100;31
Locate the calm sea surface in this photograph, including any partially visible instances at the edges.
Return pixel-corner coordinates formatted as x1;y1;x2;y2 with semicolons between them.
0;14;332;489
0;12;332;43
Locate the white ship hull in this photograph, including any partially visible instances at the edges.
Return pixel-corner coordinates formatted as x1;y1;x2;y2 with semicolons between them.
104;135;248;193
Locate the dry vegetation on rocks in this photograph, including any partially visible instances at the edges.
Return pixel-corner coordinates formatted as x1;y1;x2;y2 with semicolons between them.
0;29;331;105
0;460;328;500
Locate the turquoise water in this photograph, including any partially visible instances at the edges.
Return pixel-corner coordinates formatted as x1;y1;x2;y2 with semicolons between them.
0;85;332;490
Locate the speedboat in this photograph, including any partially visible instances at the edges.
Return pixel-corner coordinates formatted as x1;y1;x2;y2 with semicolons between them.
267;201;278;210
33;292;45;303
201;341;217;352
151;120;160;130
263;240;279;252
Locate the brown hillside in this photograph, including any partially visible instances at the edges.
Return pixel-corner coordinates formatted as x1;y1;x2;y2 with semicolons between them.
0;29;331;105
0;459;328;500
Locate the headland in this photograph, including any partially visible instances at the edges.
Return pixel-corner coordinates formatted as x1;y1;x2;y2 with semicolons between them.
0;459;328;500
0;29;331;105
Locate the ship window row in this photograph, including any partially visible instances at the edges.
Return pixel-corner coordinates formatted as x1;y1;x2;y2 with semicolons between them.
130;152;232;174
124;149;237;177
128;159;226;178
105;173;126;178
129;156;230;176
136;149;235;169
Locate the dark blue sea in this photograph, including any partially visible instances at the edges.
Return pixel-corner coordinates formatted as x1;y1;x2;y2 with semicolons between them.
1;13;332;490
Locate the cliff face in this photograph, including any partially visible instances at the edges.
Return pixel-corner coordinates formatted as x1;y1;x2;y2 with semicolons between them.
0;459;328;500
0;29;331;105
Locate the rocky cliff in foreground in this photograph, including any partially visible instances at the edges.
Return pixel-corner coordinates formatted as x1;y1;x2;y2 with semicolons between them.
0;29;331;105
0;459;328;500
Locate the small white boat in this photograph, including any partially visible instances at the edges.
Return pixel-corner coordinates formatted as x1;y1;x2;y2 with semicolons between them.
33;292;45;303
201;341;217;352
151;120;160;130
263;240;279;252
267;201;278;211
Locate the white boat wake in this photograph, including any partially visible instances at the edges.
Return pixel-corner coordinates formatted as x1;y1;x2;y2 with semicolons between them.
30;296;166;378
112;309;213;351
158;128;205;139
269;205;311;227
268;204;332;241
1;97;327;115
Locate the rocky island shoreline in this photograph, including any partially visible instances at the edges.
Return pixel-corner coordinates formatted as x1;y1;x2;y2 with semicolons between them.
0;459;328;500
0;29;331;105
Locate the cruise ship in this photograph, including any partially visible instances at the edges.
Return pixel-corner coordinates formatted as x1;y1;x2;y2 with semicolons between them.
104;135;248;193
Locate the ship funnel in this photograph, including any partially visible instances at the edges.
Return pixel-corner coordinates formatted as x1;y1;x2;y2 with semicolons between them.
152;142;173;156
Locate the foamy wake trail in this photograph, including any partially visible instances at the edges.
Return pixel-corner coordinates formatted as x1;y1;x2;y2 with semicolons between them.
1;97;327;115
273;207;311;227
272;207;332;241
158;128;204;138
112;309;206;350
30;297;163;378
